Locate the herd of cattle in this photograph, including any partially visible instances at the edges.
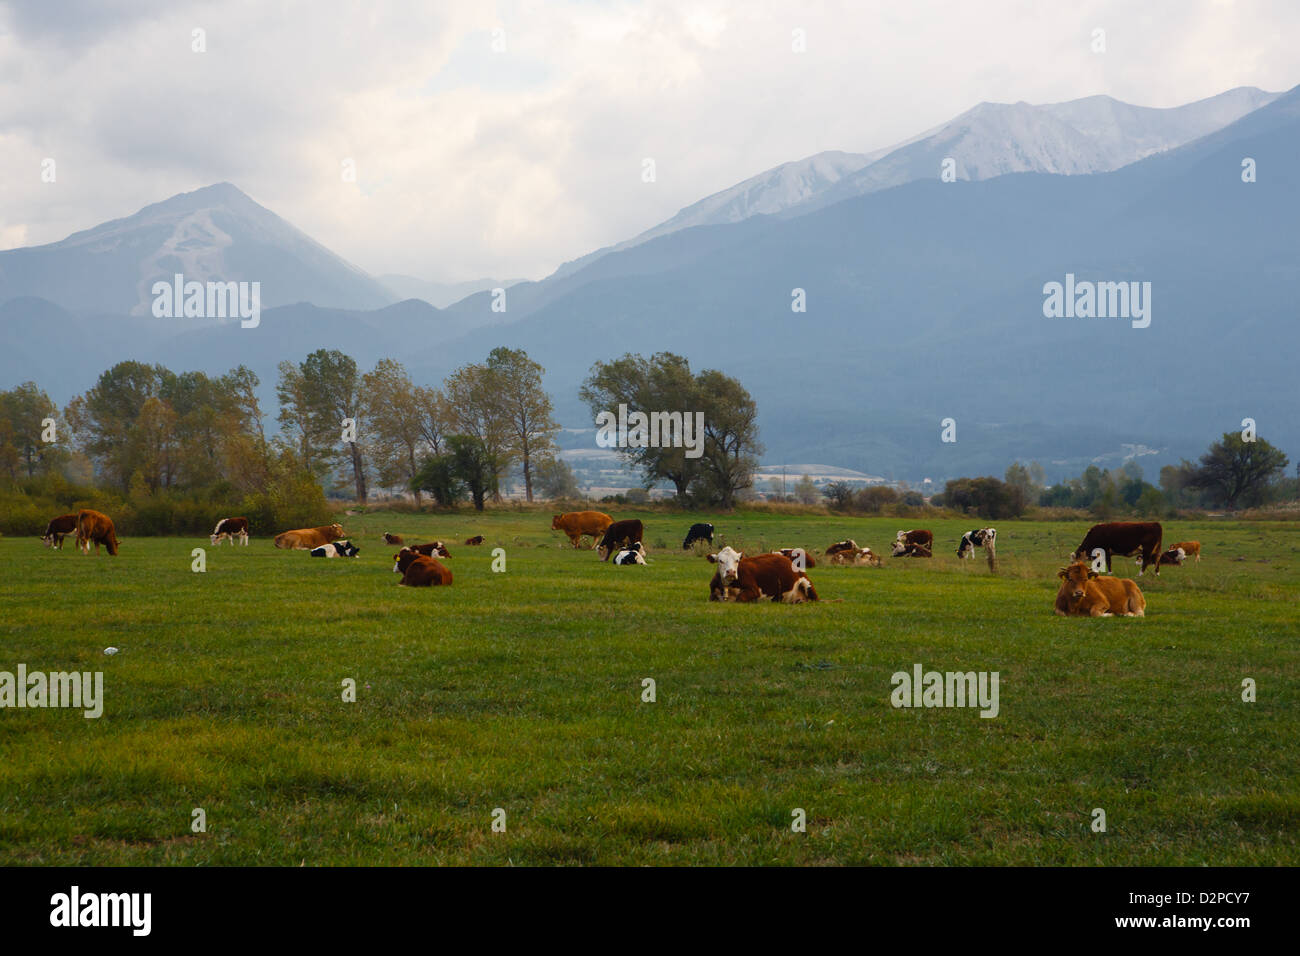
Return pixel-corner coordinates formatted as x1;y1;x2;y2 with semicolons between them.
39;507;1201;615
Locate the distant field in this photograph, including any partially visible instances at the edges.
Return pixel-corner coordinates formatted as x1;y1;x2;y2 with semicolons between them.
1;511;1297;865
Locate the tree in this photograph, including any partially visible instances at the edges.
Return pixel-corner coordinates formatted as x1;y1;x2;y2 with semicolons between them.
443;361;512;500
939;476;1027;519
411;453;463;507
446;435;495;511
1188;432;1289;509
486;347;559;502
792;474;818;505
691;369;763;509
362;359;432;503
66;361;167;489
0;382;63;481
280;350;369;502
822;481;856;510
534;457;580;500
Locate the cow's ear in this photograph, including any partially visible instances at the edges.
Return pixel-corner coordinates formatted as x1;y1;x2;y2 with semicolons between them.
1057;567;1068;578
1087;570;1098;579
706;553;717;563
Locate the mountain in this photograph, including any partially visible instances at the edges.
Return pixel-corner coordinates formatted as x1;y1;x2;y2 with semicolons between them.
0;183;396;315
378;274;526;309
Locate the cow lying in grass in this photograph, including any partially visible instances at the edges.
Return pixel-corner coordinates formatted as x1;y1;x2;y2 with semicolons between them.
827;547;881;567
311;540;359;557
891;541;932;558
707;547;818;603
408;541;451;558
1137;547;1186;568
773;547;816;568
613;543;648;565
1054;561;1145;617
393;548;453;586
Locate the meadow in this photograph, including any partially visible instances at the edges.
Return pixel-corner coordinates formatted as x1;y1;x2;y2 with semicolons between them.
1;510;1297;865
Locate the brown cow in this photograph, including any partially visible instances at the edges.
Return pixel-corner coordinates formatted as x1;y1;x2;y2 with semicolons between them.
1171;540;1201;563
464;535;485;546
408;541;451;558
274;523;345;550
42;514;78;549
829;547;881;567
552;511;614;548
825;539;859;556
382;532;404;546
393;549;453;587
1054;561;1146;617
1075;521;1163;575
773;547;817;568
895;529;934;552
75;509;119;556
211;516;250;546
707;547;818;603
597;519;644;561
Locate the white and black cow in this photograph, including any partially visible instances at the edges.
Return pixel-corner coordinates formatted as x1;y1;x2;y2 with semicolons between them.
613;542;648;565
682;522;714;549
957;527;996;559
310;539;360;558
210;516;250;546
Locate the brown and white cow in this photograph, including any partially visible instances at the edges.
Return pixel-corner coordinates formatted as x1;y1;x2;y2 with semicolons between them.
1138;547;1186;567
597;519;644;561
393;548;453;586
773;547;817;568
1075;521;1163;575
76;509;120;556
706;547;818;603
211;516;250;546
825;539;859;556
408;541;452;558
552;511;614;548
895;529;934;552
464;535;485;546
274;523;345;550
891;541;932;558
828;547;882;567
1171;540;1201;563
41;514;79;549
382;532;404;546
1054;561;1146;617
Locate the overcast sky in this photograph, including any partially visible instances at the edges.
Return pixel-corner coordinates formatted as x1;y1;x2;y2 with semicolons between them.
1;0;1295;281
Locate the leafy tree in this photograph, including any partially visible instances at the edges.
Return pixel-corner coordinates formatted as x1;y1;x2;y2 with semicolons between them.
691;369;762;509
534;457;580;500
0;382;63;481
411;453;464;507
1188;432;1289;509
855;485;899;513
279;350;368;502
362;359;433;503
822;481;856;510
940;476;1027;519
446;435;496;511
444;361;512;500
485;347;559;502
792;474;818;505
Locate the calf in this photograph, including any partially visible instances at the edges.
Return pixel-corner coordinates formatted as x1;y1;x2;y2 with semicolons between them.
597;519;644;561
706;547;818;603
682;522;714;549
382;532;404;546
1137;547;1185;567
891;541;932;558
393;548;453;586
1171;540;1201;563
1075;521;1163;576
773;547;816;569
1054;561;1146;617
408;541;451;558
895;529;934;552
310;540;360;558
613;543;648;565
211;516;250;546
41;514;78;549
828;547;881;567
825;539;859;556
464;535;485;546
957;527;996;558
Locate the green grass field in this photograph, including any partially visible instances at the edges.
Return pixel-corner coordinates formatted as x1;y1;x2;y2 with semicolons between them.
1;511;1297;865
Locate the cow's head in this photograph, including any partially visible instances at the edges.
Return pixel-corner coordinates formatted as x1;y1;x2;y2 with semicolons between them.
41;534;56;548
432;541;450;557
394;549;417;573
891;541;910;557
328;523;345;539
706;546;744;584
1057;561;1096;600
551;515;562;530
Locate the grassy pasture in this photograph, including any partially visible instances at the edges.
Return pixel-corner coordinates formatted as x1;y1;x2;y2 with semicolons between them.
0;511;1296;865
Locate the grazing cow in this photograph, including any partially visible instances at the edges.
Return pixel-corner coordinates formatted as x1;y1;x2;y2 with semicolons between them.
274;523;346;550
552;511;614;548
682;522;715;549
706;547;818;603
393;549;453;586
895;529;934;552
41;514;78;550
1138;547;1185;567
464;535;485;546
310;540;360;558
828;547;881;567
825;539;859;556
957;527;996;558
891;541;932;558
597;519;644;561
1074;521;1163;575
408;541;452;558
1171;540;1201;563
382;532;404;546
773;547;817;568
1054;561;1146;617
75;509;119;556
210;516;250;547
613;543;648;565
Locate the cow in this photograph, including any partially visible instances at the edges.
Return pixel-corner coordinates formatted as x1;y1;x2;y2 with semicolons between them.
682;522;715;550
552;511;614;548
1054;561;1146;617
957;527;996;558
41;514;78;550
310;540;360;558
408;541;451;558
828;547;881;567
825;539;859;556
706;547;818;603
891;541;932;558
393;548;453;587
75;509;119;556
1137;547;1185;568
597;519;644;561
773;547;817;568
382;532;404;546
464;535;485;546
613;543;648;565
1171;540;1201;563
274;523;346;551
895;529;934;552
210;516;250;547
1074;521;1163;575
